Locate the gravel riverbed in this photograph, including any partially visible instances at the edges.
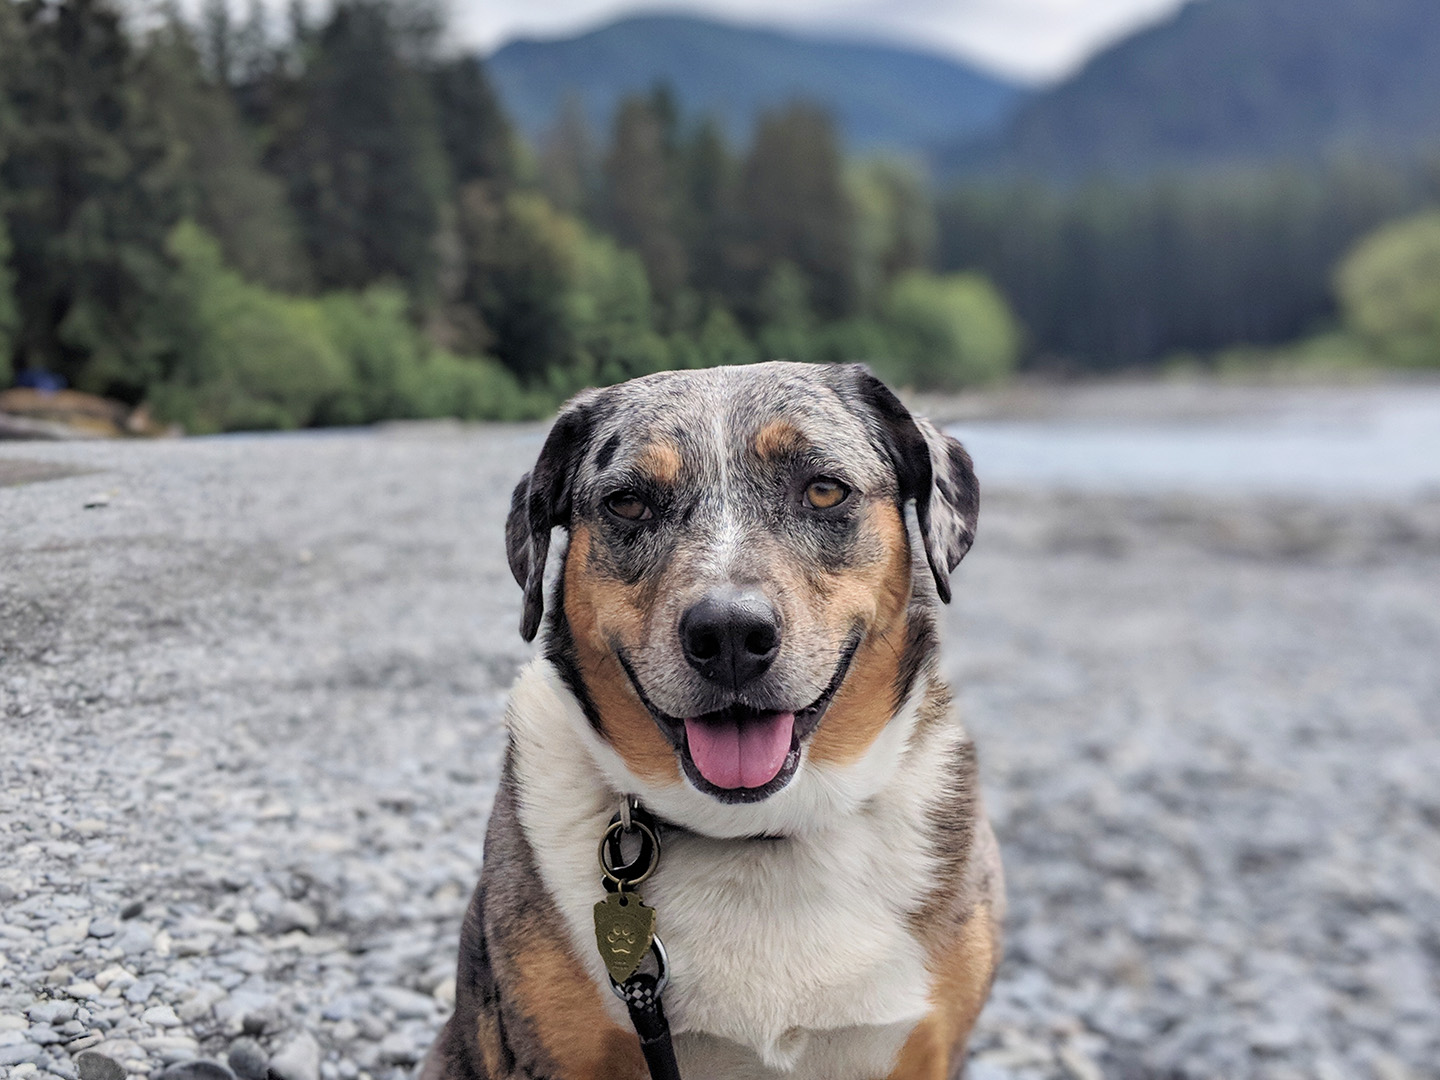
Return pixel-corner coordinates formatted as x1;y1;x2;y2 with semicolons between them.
1;423;1437;1080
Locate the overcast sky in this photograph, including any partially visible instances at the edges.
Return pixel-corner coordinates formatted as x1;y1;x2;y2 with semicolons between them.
454;0;1190;83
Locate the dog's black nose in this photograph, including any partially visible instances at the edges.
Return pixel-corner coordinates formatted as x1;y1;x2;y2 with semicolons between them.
680;590;782;690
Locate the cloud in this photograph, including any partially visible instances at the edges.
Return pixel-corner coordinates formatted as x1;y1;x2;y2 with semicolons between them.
454;0;1188;82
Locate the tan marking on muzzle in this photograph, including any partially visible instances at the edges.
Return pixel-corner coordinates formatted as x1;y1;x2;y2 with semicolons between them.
563;525;682;785
806;501;915;766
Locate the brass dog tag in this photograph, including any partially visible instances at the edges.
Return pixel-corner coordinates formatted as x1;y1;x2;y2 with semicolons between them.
593;891;657;983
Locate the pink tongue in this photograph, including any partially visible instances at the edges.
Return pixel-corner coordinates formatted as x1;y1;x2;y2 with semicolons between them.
684;712;796;790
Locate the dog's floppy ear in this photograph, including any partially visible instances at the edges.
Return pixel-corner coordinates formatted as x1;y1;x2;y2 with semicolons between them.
505;395;598;641
840;366;979;604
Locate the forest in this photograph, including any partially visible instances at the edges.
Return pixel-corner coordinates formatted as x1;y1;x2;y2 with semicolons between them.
1;0;1438;432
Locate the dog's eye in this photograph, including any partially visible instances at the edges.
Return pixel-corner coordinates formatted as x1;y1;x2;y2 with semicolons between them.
804;478;849;510
604;492;653;521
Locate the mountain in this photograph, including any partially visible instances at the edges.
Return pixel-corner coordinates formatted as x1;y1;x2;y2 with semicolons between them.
943;0;1440;179
487;13;1022;157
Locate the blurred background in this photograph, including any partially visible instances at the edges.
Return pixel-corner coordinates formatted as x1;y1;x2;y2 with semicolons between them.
2;5;1439;1080
2;0;1440;434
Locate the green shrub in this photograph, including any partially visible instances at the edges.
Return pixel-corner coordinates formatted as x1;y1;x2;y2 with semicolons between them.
877;271;1020;390
149;223;549;431
568;230;672;386
1335;210;1440;367
314;288;546;423
812;318;899;368
149;222;349;432
691;306;759;368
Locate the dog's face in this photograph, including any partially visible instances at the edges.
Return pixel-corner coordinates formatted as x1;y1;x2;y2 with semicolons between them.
507;363;977;831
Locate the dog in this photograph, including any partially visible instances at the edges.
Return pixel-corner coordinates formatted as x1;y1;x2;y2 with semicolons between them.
422;362;1004;1080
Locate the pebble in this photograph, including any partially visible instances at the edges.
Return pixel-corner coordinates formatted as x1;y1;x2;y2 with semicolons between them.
28;1003;78;1026
125;980;156;1005
47;919;91;946
142;1005;182;1029
225;1037;269;1080
269;902;320;936
268;1032;321;1080
75;1052;127;1080
377;1033;421;1066
158;1061;237;1080
115;923;156;957
371;986;435;1020
0;1042;43;1066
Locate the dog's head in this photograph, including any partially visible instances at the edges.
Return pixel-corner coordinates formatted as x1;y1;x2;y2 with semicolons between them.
506;362;977;831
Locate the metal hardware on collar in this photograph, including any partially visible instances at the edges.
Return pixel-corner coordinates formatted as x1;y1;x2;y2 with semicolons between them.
598;818;661;889
594;799;681;1080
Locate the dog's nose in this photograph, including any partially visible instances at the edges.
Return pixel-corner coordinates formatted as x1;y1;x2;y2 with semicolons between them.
680;590;782;690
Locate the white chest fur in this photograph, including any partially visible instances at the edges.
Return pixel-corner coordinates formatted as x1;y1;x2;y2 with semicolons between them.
506;660;968;1080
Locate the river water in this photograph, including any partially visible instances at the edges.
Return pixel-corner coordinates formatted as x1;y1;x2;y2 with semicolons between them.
948;384;1440;499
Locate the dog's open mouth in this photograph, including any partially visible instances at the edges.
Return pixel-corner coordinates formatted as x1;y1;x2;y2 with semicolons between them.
683;707;796;792
617;636;858;803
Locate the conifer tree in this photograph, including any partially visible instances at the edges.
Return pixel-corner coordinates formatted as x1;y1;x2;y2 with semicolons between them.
269;0;449;296
540;96;598;220
137;16;308;291
604;95;687;304
1;0;177;393
739;104;856;321
677;117;738;303
430;55;516;189
0;0;20;377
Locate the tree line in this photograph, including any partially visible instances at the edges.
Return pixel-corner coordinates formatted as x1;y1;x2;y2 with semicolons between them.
2;0;1437;434
936;157;1440;370
0;0;1015;431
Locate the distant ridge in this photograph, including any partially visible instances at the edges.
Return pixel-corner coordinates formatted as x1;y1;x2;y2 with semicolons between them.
943;0;1440;179
487;13;1022;157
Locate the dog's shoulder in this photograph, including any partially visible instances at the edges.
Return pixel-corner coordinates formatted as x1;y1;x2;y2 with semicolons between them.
424;763;646;1080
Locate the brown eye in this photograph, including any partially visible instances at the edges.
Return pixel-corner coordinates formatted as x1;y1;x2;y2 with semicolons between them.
804;478;849;510
604;492;652;521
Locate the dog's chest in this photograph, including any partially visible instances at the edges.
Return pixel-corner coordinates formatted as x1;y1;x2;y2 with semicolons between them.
648;825;936;1077
519;788;941;1079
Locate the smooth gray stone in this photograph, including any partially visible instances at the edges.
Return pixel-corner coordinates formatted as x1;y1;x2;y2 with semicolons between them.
226;1037;269;1080
75;1051;127;1080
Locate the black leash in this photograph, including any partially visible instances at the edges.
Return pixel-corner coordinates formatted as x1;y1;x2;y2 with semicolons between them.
593;798;682;1080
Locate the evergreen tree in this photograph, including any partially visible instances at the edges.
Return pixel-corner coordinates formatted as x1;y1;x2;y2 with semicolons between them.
848;159;935;312
739;104;856;322
603;95;687;304
0;0;20;379
269;0;449;296
1;0;178;393
677;117;738;303
137;16;308;291
430;55;516;189
540;96;599;220
0;217;16;383
453;186;577;381
935;159;1436;367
